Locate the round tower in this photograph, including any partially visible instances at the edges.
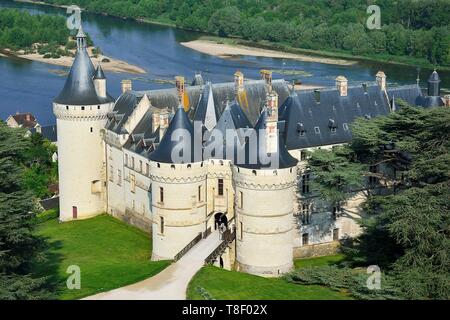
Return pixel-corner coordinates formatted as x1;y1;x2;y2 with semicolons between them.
149;105;207;260
53;25;115;221
233;92;298;277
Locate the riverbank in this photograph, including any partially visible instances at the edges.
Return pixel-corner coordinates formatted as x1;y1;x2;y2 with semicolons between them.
181;39;356;66
1;47;146;74
13;0;450;72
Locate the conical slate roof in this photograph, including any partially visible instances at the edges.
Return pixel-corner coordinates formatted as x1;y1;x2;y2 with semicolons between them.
149;106;196;163
54;48;114;105
193;83;219;131
229;99;252;129
94;64;106;79
236;109;298;170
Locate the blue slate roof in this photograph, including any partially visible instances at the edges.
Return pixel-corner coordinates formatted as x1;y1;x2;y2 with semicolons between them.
281;84;391;150
148;106;196;164
237;109;298;170
54;48;114;106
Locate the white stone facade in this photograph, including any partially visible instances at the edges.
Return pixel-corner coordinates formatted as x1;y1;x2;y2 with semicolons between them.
54;101;114;221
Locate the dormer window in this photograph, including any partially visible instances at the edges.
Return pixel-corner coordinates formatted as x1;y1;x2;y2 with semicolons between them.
314;127;320;134
297;122;305;136
343;123;349;131
328;119;337;133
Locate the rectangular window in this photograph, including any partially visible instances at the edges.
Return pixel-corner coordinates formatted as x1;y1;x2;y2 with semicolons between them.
160;187;164;203
109;165;114;182
301;202;311;225
198;185;202;201
146;163;149;176
239;191;243;209
333;228;340;241
301;173;310;194
125;154;128;166
302;233;309;246
117;170;122;186
218;179;224;196
139;160;143;173
130;174;136;193
239;222;243;240
160;216;164;234
131;157;135;169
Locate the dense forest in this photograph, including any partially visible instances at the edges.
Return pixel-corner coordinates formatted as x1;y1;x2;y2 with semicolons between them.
41;0;450;67
0;9;91;58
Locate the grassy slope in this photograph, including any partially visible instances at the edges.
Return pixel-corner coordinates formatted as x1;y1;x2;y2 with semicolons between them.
187;255;350;300
34;215;170;300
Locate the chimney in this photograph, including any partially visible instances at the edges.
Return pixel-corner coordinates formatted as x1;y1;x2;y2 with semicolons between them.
121;79;132;93
152;111;159;133
234;71;244;95
260;69;272;92
159;108;169;141
376;71;386;91
175;76;186;109
36;124;42;134
265;91;279;153
26;113;31;122
335;76;348;97
444;95;450;107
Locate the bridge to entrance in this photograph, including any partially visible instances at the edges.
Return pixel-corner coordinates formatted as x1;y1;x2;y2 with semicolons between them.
85;229;223;300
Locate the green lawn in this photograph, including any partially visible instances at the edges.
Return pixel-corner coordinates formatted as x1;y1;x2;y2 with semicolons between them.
294;254;345;269
34;214;170;300
187;257;351;300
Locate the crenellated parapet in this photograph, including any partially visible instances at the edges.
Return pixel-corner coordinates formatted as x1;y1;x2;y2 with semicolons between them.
149;161;207;184
232;166;297;191
53;102;113;121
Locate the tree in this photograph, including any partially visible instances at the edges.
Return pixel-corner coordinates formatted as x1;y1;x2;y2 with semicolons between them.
307;146;365;205
207;6;242;37
0;123;50;299
297;104;450;299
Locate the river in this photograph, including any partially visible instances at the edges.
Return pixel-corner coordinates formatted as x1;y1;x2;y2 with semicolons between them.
0;0;448;126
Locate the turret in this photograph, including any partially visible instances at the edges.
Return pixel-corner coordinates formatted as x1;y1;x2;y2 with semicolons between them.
53;23;115;221
232;96;298;277
148;105;207;260
93;64;107;98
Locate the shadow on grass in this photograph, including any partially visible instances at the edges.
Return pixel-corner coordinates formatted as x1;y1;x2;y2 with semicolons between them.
31;235;64;299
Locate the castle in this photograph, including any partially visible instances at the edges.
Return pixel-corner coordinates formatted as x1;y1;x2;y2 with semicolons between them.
53;27;448;277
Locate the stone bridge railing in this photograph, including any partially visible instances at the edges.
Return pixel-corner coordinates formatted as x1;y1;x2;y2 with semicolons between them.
204;227;236;265
173;232;202;262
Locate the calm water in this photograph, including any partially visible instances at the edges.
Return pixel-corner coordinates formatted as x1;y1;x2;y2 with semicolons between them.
0;0;448;126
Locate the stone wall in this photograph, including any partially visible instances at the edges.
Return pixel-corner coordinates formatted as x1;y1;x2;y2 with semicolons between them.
111;207;152;233
293;241;339;258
